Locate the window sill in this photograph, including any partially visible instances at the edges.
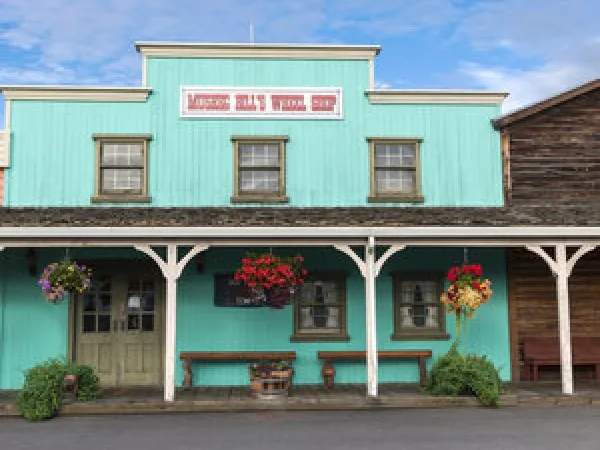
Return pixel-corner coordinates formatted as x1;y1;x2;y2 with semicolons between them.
290;334;350;343
230;195;289;204
391;333;450;341
368;195;424;204
91;195;151;204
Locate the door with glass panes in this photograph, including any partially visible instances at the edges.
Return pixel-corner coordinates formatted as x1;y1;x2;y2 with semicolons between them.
75;273;163;386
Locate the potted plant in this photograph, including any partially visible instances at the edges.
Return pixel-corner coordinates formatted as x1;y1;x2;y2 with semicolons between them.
234;254;307;308
440;263;492;340
249;360;293;399
38;258;92;304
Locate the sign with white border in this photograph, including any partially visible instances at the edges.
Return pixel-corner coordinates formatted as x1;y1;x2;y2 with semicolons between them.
180;86;343;119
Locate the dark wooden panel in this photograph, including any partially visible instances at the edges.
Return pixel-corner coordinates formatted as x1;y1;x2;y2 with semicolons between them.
505;88;600;205
317;350;432;360
180;351;297;361
509;248;600;381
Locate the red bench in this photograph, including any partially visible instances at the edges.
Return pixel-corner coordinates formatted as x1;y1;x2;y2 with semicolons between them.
523;337;600;381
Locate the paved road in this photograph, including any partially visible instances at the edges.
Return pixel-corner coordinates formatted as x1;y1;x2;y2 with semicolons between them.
2;407;600;450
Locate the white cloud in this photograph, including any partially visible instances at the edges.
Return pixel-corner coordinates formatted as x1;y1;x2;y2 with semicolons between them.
0;0;459;85
460;61;594;112
458;0;600;111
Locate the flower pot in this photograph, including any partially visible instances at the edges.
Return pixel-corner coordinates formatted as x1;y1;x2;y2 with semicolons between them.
249;368;293;400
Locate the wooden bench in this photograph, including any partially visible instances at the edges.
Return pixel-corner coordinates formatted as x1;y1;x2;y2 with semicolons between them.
179;351;297;390
317;350;433;388
523;337;600;381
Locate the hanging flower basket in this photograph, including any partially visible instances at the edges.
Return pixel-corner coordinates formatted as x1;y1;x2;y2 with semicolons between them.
38;258;92;304
234;254;307;309
440;264;492;340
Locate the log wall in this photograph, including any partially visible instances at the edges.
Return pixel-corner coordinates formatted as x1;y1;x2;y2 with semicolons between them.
505;88;600;205
509;248;600;381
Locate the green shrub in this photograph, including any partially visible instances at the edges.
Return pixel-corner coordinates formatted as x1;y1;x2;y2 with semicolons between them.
17;358;67;421
17;359;101;421
65;363;101;402
426;344;502;406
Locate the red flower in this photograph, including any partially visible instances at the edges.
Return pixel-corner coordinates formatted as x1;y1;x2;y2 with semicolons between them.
472;281;481;291
301;269;308;276
448;269;457;283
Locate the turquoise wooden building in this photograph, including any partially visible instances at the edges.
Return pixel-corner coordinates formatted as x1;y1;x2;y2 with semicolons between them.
0;42;515;401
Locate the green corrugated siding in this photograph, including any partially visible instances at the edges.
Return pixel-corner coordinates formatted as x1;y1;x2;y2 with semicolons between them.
0;249;69;389
0;246;509;389
176;247;510;387
6;57;503;207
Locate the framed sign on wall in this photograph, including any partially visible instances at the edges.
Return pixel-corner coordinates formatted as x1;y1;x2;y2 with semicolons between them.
180;86;343;119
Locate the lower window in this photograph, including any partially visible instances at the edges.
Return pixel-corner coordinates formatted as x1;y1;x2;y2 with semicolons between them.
291;274;349;341
392;274;448;340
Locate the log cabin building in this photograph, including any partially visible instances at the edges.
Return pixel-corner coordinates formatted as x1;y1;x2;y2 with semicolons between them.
494;78;600;382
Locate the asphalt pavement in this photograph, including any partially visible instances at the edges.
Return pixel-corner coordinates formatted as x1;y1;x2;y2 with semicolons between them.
2;407;600;450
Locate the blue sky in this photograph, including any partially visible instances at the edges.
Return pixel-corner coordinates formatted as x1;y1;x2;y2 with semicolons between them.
0;0;598;112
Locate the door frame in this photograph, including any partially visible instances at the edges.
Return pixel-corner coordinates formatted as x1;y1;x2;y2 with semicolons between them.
68;259;165;386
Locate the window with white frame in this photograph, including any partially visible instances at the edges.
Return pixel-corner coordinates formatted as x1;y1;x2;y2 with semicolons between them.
368;138;423;202
292;274;348;341
392;274;448;339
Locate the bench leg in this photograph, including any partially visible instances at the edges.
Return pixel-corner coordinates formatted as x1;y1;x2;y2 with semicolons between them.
595;364;600;381
418;356;427;387
532;363;539;382
321;359;336;389
183;359;192;390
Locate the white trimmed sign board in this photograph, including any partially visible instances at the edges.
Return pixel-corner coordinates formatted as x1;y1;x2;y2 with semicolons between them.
180;86;343;119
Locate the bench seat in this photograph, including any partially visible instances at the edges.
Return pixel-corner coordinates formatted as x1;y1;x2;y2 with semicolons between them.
317;350;433;387
180;351;297;389
523;337;600;381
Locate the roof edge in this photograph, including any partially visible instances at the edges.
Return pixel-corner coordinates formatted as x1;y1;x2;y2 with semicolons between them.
366;89;508;105
0;86;152;102
493;77;600;129
135;42;381;59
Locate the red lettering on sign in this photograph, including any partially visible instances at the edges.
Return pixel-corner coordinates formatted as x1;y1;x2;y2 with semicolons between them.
235;94;258;111
311;95;337;112
187;93;230;111
271;94;307;112
257;94;266;112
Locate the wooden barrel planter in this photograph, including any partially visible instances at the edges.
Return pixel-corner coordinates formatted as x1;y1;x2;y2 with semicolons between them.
249;367;293;400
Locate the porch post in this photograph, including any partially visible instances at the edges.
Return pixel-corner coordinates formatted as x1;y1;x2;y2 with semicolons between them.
526;244;596;395
334;241;406;398
134;244;209;402
555;245;573;395
365;236;377;397
164;245;178;403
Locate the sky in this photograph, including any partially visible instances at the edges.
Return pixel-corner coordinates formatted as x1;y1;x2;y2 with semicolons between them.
0;0;598;113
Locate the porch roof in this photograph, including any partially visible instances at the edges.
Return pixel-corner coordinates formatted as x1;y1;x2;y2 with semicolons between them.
0;207;597;247
0;206;595;228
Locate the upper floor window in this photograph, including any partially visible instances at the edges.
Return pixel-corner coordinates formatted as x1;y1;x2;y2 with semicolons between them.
231;136;288;203
392;273;449;340
291;273;349;342
368;138;424;203
92;134;151;203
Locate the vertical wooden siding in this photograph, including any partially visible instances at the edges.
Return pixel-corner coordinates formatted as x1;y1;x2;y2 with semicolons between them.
509;248;600;381
6;58;503;207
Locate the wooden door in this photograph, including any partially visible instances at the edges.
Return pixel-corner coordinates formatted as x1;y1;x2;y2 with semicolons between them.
75;272;163;386
76;275;118;386
118;277;163;386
